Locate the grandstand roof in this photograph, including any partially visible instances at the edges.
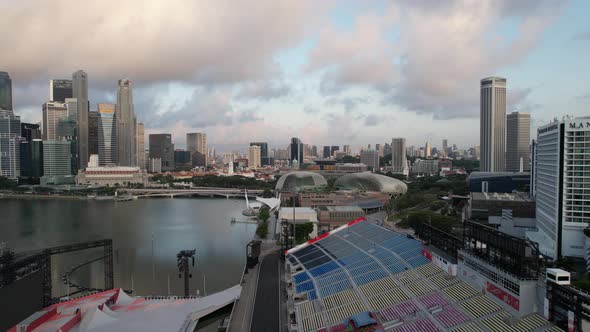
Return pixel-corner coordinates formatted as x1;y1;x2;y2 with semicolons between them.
9;286;241;332
285;219;557;332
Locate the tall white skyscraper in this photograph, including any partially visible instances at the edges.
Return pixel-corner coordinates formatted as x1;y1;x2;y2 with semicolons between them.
391;138;408;175
506;112;531;172
116;79;136;166
136;122;145;169
528;117;590;260
72;70;89;169
480;76;507;172
248;145;261;169
42;101;69;140
425;142;431;158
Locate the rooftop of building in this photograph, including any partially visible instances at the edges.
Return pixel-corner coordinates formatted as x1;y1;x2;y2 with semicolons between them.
285;220;555;332
471;192;535;202
317;206;365;212
467;172;531;180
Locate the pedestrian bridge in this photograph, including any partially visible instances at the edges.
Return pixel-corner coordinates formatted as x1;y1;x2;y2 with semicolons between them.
118;187;264;198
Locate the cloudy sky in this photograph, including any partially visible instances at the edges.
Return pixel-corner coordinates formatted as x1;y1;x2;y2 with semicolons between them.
3;0;589;152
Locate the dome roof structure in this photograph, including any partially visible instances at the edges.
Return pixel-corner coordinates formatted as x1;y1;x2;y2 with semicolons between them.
275;171;328;191
335;172;407;195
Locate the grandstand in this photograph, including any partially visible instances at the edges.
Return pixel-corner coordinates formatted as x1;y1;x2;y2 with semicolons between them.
285;218;560;332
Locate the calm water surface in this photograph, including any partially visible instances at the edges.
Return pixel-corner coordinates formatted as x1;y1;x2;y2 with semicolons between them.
0;197;255;298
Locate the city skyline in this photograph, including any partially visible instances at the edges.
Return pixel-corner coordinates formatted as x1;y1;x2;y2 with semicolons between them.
2;1;589;150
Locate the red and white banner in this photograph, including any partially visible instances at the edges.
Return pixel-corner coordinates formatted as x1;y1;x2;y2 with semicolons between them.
486;282;519;311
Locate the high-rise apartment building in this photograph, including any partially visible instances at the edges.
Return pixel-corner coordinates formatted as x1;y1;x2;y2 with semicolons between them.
392;138;408;175
149;134;175;171
97;103;117;166
136;123;145;169
49;79;73;102
43;140;71;176
250;142;269;166
88;111;99;156
480;76;507;172
0;72;12;111
116;79;136;166
42;101;69;140
72;70;89;169
506;112;531;172
360;149;379;171
330;146;340;157
0;110;20;178
248;145;261;169
290;138;304;167
528;117;590;260
311;145;318;158
187;132;207;167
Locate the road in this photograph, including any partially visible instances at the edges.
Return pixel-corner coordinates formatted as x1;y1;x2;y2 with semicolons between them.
250;252;280;332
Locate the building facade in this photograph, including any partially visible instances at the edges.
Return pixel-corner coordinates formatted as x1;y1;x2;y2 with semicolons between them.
149;134;174;171
21;123;41;142
97;103;117;166
250;142;269;166
136;122;145;169
116;79;137;166
528;117;590;260
391;138;408;175
76;166;148;186
480;76;507;172
42;140;71;176
20;139;43;179
72;70;89;170
0;110;20;178
290;137;304;167
49;79;73;102
42;101;69;140
411;159;439;176
360;149;379;171
506;112;531;172
174;149;192;170
248;145;261;169
0;71;12;111
88;110;99;156
187;132;207;167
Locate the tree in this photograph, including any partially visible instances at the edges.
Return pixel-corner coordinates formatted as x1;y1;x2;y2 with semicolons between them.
259;207;270;223
294;222;314;244
262;189;273;198
0;176;17;190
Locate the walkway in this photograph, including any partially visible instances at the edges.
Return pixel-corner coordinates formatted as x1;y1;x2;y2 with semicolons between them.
251;252;281;332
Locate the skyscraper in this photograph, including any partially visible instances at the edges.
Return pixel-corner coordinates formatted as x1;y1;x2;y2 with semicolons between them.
72;70;89;169
528;117;590;259
97;103;117;166
250;142;268;166
391;138;408;175
20;139;43;179
425;142;431;158
43;140;71;176
116;79;136;166
322;146;331;158
343;145;351;156
480;76;507;172
0;71;12;111
187;132;207;167
136;123;145;169
330;146;340;157
0;110;20;178
442;139;448;158
290;137;303;167
42;101;69;140
21;123;41;142
506;112;531;172
149;134;175;171
88;111;99;156
248;145;261;169
360;149;379;171
49;79;73;102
